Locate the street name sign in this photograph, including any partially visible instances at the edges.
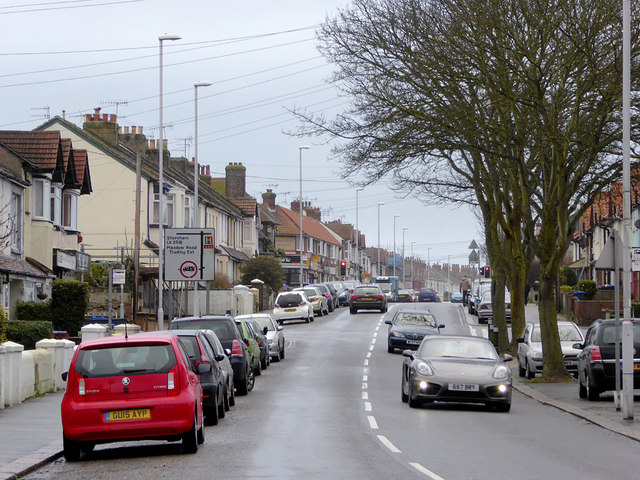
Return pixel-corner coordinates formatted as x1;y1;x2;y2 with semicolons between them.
164;228;215;281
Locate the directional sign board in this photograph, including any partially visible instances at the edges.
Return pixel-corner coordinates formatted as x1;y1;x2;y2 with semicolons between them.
112;268;126;285
164;228;215;281
632;248;640;272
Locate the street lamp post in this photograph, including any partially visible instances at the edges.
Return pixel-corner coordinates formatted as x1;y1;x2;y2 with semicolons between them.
411;241;416;289
402;226;408;285
393;214;400;276
377;202;385;276
193;80;211;317
299;146;310;286
157;33;181;331
356;188;363;282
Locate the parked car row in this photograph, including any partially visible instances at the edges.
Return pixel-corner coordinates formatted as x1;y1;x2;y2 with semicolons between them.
60;312;286;461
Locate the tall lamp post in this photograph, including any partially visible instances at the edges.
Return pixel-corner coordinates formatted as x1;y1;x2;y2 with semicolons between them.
193;80;211;317
299;145;310;286
356;188;363;281
402;226;408;284
393;214;400;276
377;202;385;276
410;241;416;289
157;33;181;331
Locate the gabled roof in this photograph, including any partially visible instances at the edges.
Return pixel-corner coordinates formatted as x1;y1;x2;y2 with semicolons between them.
0;130;64;178
72;149;92;194
231;197;257;216
258;203;281;225
277;206;342;246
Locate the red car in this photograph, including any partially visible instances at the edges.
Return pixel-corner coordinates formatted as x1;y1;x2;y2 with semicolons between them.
61;334;207;461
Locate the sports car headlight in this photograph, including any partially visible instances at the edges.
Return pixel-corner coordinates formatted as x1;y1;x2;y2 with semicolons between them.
390;331;406;338
493;365;510;379
415;361;434;376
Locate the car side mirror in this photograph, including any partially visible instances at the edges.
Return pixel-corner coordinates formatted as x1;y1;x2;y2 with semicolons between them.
61;371;68;382
402;349;414;359
197;361;212;374
384;320;391;325
215;354;226;362
572;343;584;349
502;354;513;362
277;326;283;331
516;337;525;343
244;338;250;346
225;348;232;357
263;326;269;335
438;324;445;329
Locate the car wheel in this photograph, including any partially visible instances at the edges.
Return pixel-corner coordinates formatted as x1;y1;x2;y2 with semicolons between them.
586;371;600;401
182;414;199;454
246;367;255;392
311;314;315;322
254;357;262;376
578;372;587;399
408;387;420;408
388;344;394;353
518;358;526;377
63;435;82;462
218;388;226;419
223;385;231;411
526;361;535;379
280;343;285;360
401;375;409;403
318;308;323;317
229;381;236;406
197;415;205;445
205;393;219;426
261;353;268;370
305;314;310;323
350;307;357;314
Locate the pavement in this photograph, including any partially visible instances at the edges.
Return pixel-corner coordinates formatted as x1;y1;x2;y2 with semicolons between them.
1;304;639;479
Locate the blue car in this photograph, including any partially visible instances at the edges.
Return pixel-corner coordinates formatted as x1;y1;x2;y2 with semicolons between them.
418;288;438;302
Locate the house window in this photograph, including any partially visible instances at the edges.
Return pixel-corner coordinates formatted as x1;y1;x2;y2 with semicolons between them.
50;184;61;226
184;196;192;228
33;178;51;220
243;220;252;245
152;191;174;227
10;190;22;253
62;191;77;229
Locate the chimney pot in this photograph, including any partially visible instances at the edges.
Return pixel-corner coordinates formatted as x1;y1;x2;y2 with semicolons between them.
85;114;92;122
131;126;137;134
163;139;168;149
124;126;130;134
110;114;117;122
151;139;156;149
139;126;143;134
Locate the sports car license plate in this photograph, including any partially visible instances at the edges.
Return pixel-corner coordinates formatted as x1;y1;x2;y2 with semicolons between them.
635;363;640;371
285;308;296;312
106;409;150;422
363;297;373;301
406;340;421;345
449;383;479;392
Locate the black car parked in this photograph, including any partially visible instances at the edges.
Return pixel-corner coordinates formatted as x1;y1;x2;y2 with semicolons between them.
170;315;255;396
574;318;640;400
142;330;227;425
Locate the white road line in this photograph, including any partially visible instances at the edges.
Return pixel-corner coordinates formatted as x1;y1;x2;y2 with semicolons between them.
375;326;380;332
362;382;368;389
410;463;445;480
362;392;368;399
367;416;379;429
377;435;401;453
366;352;372;358
369;345;374;351
373;332;378;337
364;359;369;366
364;401;372;412
363;375;368;382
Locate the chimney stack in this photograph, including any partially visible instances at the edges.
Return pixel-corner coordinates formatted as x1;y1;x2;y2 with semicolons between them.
225;162;246;199
262;189;276;211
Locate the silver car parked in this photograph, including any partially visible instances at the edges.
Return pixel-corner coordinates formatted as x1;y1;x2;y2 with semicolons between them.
236;313;285;362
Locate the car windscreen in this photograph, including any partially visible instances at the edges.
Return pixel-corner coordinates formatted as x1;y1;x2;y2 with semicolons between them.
395;313;436;327
355;287;380;295
419;338;498;360
277;293;303;307
75;345;177;377
171;320;237;342
250;316;275;331
302;289;318;298
376;284;391;292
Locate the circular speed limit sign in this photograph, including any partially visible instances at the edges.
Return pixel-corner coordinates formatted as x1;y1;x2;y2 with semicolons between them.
179;261;198;279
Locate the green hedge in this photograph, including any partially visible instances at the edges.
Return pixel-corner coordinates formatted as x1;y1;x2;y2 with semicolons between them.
50;280;89;336
5;321;54;350
0;307;7;343
577;280;597;300
16;301;52;322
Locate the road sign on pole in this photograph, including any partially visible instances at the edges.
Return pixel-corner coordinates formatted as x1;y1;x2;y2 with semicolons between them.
165;228;215;281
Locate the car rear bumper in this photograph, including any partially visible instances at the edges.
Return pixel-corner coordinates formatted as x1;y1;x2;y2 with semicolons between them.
274;309;308;321
61;393;196;442
351;301;385;310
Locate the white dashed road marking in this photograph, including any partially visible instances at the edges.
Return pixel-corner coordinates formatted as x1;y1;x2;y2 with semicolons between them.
377;435;401;453
367;416;379;429
410;463;446;480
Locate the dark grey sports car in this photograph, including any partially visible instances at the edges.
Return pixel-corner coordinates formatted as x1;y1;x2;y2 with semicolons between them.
401;335;512;412
386;310;444;353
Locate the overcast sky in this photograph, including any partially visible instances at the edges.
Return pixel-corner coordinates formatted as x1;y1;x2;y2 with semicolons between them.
1;0;483;266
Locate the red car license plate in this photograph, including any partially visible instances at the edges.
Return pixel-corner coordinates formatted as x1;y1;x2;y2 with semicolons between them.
106;409;150;422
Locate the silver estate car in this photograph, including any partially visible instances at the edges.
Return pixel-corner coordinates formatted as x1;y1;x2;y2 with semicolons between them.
236;313;285;362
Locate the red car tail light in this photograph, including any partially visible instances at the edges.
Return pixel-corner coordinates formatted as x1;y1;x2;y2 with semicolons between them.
231;339;244;357
274;303;280;308
351;295;360;300
298;301;307;307
589;346;602;363
374;295;384;300
167;365;179;396
324;293;331;298
77;376;86;398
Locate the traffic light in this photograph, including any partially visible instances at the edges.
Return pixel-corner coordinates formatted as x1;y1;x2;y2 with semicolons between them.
340;261;346;276
483;265;491;278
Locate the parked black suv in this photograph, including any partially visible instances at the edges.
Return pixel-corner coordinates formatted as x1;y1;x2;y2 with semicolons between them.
574;318;640;400
170;315;255;395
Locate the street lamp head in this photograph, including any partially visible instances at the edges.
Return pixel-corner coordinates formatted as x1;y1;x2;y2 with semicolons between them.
299;145;310;150
159;33;181;41
403;226;409;231
356;187;364;192
378;202;385;206
194;80;212;88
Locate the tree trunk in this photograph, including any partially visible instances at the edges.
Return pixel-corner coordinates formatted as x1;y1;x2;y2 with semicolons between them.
538;269;568;377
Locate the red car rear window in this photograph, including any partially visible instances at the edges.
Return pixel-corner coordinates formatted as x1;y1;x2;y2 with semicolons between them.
74;345;177;378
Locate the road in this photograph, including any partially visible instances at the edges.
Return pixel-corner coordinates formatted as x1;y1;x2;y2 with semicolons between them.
25;303;640;480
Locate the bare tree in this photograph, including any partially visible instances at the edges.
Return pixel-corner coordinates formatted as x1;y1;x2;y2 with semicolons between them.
296;0;640;375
